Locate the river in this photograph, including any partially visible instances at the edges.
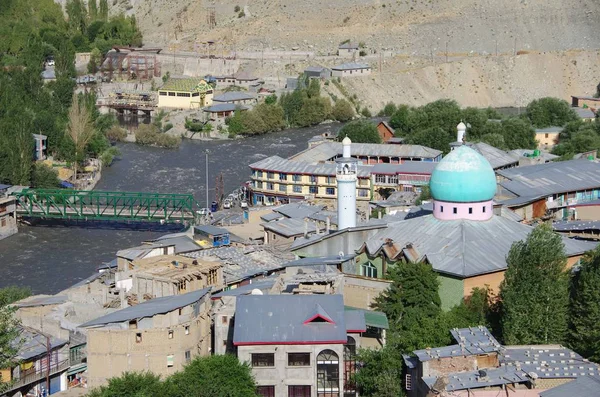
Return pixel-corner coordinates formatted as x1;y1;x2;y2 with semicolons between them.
0;124;342;294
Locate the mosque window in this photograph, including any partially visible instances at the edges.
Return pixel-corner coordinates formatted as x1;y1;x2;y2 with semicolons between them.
468;208;473;214
440;206;444;213
483;206;487;213
453;207;457;214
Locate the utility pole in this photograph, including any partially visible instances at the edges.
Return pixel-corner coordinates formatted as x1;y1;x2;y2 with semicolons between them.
46;335;50;395
205;149;210;211
445;41;448;63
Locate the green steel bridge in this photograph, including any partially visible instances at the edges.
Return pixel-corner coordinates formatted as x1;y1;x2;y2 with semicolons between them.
13;189;201;224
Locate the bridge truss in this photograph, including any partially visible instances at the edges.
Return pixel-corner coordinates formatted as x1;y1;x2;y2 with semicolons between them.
14;189;200;224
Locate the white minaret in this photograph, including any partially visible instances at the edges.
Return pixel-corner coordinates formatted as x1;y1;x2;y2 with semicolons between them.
336;137;358;229
450;121;468;151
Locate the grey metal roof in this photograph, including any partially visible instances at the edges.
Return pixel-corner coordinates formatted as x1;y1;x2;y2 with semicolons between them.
262;218;320;237
305;66;329;73
307;210;338;226
148;235;202;253
498;159;600;197
573;107;596;119
496;205;524;222
414;326;501;362
275;203;325;219
509;149;559;162
496;194;546;207
540;375;600;397
283;254;356;267
471;142;518;170
211;277;278;299
344;310;366;332
535;126;564;134
260;212;284;222
80;288;210;328
249;155;371;178
0;183;11;190
553;220;600;232
15;295;68;308
184;246;286;283
212;92;255;102
364;214;597;278
290;223;387;251
233;294;347;345
15;328;68;361
371;161;437;175
332;62;370;70
203;103;248;112
344;306;389;329
338;43;359;49
195;225;230;236
289;142;441;163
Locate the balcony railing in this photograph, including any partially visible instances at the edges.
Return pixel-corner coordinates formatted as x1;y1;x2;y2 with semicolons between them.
6;360;70;392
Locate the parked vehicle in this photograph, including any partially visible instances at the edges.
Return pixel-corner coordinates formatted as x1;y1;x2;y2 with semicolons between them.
240;200;248;208
223;199;232;209
197;208;209;216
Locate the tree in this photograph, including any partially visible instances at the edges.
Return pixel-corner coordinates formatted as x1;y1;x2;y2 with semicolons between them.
354;346;403;397
162;355;256;396
500;224;569;345
407;126;451;153
500;118;536;150
379;102;397;117
414;185;431;205
87;372;163;397
0;286;29;389
31;163;61;188
88;0;98;21
99;0;109;22
337;120;381;143
264;94;277;105
66;96;95;180
526;97;578;128
332;99;355;122
88;47;102;73
66;0;88;34
568;247;600;362
480;133;507;150
389;104;411;133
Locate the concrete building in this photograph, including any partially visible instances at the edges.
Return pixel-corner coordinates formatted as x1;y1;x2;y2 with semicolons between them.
0;184;17;240
535;126;563;149
508;149;559;166
303;66;331;80
376;121;395;142
1;328;69;396
331;63;372;78
337;43;359;57
234;294;363;397
573;106;596;122
33;133;47;161
203;103;248;128
81;288;213;389
497;159;600;221
404;326;600;397
157;78;214;109
214;72;261;89
212;91;256;106
337;137;358;229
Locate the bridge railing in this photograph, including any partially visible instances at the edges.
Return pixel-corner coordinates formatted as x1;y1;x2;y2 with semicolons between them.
13;189;201;224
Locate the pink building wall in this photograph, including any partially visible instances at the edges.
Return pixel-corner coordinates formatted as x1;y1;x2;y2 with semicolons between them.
432;200;493;221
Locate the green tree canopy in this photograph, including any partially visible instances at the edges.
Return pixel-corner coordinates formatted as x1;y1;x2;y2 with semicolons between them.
87;372;164;397
500;224;569;345
337;120;381;143
568;247;600;362
31;163;61;188
0;286;30;388
332;99;355;122
526;97;578;128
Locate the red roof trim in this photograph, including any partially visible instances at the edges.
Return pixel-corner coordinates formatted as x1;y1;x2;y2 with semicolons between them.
234;340;347;346
303;314;334;325
346;329;367;333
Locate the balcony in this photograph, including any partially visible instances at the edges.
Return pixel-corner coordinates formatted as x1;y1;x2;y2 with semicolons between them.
6;359;70;392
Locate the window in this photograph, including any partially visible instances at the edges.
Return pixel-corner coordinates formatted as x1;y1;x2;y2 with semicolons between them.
223;340;227;347
327;176;336;184
326;187;335;195
267;172;274;179
288;353;311;366
468;207;473;214
159;91;167;96
176;92;191;97
344;337;357;394
405;374;413;390
317;350;340;397
279;173;287;181
136;333;142;343
358;189;369;197
440;206;444;213
185;325;190;335
168;92;176;96
453;207;457;214
309;186;318;194
279;184;287;192
129;320;137;329
288;386;311;397
266;182;274;190
292;174;301;182
256;170;263;178
185;350;191;363
362;262;377;278
168;330;174;339
167;354;174;367
545;133;549;138
483;206;486;213
222;315;228;324
208;268;218;285
309;175;317;183
252;353;275;367
293;185;302;193
257;386;275;397
388;175;398;184
255;181;263;189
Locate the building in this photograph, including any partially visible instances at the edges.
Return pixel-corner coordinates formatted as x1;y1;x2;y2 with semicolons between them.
262;217;322;246
1;328;69;396
405;326;600;397
304;66;331;80
234;294;364;397
376;121;395;142
331;63;372;78
212;91;256;106
194;225;231;248
214;71;261;89
157;78;214;109
370;162;437;197
470;142;518;172
535;126;563;149
337;137;358;229
337;42;359;57
573;106;596;122
0;184;17;240
508;149;559;166
33;133;47;161
81;288;213;389
356;144;596;309
571;95;600;109
203;103;248;128
497;159;600;221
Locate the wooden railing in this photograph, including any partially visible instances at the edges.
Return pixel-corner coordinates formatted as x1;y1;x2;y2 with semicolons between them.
6;360;70;392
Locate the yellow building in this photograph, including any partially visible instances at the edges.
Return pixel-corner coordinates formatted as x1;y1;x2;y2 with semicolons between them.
158;78;213;109
534;126;562;149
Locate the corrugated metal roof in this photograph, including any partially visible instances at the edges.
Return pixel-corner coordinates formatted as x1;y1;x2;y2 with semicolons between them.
80;288;210;328
276;203;325;219
535;126;564;134
364;215;597;277
508;149;559;162
195;225;229;236
249;155;371;177
262;218;320;237
344;306;389;329
332;62;370;70
15;328;68;361
471;142;518;170
211;277;278;299
283;254;356;267
540;375;600;397
344;310;366;332
414;326;500;361
15;295;68;308
553;220;600;232
497;205;524;222
203;103;248;112
289;142;441;162
305;66;329;72
212;92;255;102
371;161;437;175
499;159;600;197
573;107;596;119
233;294;347;345
261;212;284;222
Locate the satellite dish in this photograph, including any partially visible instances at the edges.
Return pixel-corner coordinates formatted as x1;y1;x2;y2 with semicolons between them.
250;288;263;295
338;251;344;258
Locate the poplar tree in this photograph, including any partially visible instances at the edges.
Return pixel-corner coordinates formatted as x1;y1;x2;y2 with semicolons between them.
99;0;109;21
88;0;98;21
569;247;600;362
500;224;569;345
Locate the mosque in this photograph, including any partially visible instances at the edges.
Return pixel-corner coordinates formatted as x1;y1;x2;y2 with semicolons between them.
295;124;597;310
